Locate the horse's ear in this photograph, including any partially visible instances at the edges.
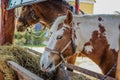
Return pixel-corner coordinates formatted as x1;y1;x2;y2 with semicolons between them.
64;10;73;25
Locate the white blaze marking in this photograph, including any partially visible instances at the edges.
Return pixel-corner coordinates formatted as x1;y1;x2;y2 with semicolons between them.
84;45;93;53
40;26;66;71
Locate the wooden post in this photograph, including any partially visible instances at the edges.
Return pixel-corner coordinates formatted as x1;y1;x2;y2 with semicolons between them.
0;72;4;80
116;27;120;80
75;0;80;14
116;51;120;80
0;0;15;45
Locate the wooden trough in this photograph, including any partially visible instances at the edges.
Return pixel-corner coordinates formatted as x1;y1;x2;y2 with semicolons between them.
7;61;43;80
4;48;117;80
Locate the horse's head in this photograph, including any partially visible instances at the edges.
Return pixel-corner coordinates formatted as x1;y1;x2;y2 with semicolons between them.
40;10;76;72
17;5;40;32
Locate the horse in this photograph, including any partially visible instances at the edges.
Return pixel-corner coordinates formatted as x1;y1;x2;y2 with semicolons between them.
40;10;120;78
16;0;84;32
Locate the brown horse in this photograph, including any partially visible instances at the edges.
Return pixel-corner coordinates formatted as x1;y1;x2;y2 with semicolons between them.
40;10;120;78
16;0;84;32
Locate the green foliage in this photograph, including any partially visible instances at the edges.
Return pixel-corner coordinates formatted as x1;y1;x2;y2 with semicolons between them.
14;38;26;45
14;28;48;47
14;32;24;39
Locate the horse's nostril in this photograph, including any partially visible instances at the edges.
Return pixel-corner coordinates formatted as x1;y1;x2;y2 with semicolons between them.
48;63;53;69
42;64;44;68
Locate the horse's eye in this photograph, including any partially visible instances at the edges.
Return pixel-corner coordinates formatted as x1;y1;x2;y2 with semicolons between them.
57;35;63;39
22;7;25;11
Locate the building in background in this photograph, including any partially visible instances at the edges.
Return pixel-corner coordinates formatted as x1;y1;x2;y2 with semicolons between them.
69;0;96;14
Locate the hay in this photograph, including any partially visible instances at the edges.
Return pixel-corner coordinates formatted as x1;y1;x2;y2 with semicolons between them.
0;46;94;80
0;46;46;80
0;55;15;80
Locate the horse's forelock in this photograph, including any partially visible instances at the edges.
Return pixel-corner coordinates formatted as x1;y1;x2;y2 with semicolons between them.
50;16;66;33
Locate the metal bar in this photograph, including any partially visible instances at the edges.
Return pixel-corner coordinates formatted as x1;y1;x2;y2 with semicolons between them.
75;0;80;14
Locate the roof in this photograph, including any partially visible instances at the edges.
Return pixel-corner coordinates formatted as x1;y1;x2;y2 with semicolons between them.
7;0;46;10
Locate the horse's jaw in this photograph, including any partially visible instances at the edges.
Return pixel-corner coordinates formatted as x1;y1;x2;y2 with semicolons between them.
40;51;56;72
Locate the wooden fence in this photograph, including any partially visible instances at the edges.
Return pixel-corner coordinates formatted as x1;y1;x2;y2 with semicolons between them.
6;48;118;80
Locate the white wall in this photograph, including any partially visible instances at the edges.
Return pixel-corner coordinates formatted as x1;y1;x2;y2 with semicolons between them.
94;0;120;14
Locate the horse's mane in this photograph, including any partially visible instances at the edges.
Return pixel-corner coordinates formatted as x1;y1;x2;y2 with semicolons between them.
50;0;71;10
34;0;71;25
48;0;70;6
51;0;70;6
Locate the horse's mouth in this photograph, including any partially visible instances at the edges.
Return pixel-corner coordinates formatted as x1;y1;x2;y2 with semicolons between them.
41;63;54;72
41;67;50;72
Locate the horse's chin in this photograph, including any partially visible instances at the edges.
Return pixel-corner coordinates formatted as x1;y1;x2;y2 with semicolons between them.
41;68;52;73
40;64;57;73
43;66;54;71
40;68;57;79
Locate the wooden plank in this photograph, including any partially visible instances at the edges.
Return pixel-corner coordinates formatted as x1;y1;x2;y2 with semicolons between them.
116;50;120;80
26;48;42;54
7;61;43;80
26;48;42;56
65;63;115;80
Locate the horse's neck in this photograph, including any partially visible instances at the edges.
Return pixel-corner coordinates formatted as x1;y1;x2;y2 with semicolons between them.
33;1;70;27
75;26;118;77
84;49;117;77
73;15;120;77
74;14;120;53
